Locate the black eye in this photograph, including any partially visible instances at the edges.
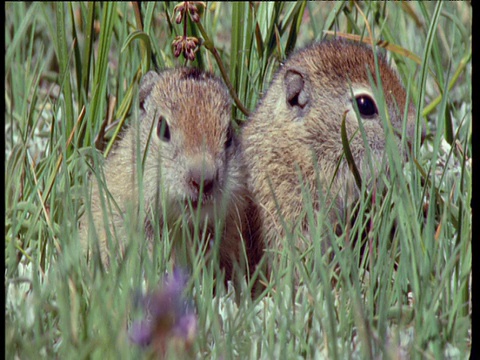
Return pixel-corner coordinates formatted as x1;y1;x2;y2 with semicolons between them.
225;126;234;149
157;116;170;141
355;95;378;117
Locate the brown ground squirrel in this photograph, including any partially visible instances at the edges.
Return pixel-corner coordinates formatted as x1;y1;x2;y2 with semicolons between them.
80;67;262;283
241;40;419;256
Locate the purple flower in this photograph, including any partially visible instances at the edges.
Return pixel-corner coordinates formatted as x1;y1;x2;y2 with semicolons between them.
129;320;152;346
129;269;197;354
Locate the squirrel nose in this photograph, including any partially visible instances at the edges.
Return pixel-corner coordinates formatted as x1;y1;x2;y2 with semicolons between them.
187;154;217;198
189;174;215;196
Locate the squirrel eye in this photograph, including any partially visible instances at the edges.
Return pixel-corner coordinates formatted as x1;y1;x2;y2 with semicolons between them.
355;95;378;117
157;116;170;141
225;126;234;149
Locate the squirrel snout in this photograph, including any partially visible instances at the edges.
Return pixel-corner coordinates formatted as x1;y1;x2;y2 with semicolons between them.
188;172;215;196
186;157;218;199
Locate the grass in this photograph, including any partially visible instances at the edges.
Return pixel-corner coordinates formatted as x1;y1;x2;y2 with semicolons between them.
4;1;471;359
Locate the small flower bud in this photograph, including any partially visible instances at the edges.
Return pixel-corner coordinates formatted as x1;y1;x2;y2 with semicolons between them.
175;11;184;24
185;49;195;61
173;2;186;14
190;12;200;23
172;36;185;58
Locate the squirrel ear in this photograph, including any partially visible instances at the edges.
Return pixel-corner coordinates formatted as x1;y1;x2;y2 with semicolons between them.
139;71;160;111
284;68;310;110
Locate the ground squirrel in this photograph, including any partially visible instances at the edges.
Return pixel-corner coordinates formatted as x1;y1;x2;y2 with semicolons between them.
241;40;420;256
80;67;262;283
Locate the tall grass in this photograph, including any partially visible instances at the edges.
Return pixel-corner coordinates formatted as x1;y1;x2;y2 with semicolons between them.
5;2;471;359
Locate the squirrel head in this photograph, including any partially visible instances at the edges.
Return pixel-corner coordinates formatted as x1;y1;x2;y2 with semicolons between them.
136;68;241;216
241;40;424;237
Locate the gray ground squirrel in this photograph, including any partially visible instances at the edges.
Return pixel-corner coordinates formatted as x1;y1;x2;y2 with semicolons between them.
80;67;263;283
241;39;422;256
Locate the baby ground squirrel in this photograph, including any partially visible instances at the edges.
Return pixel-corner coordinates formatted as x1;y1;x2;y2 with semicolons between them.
241;39;419;256
80;67;262;283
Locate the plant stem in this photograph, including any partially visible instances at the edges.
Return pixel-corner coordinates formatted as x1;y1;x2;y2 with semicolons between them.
195;20;250;116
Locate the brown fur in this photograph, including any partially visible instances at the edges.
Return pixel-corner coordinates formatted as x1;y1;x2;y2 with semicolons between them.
241;40;419;255
80;67;263;284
